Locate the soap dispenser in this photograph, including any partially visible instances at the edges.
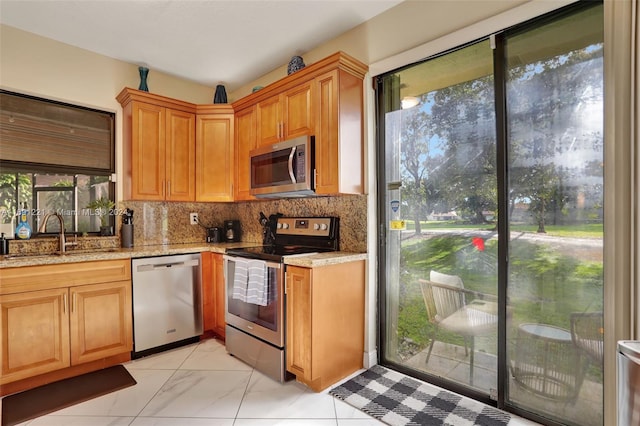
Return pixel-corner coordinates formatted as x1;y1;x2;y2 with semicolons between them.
15;202;32;240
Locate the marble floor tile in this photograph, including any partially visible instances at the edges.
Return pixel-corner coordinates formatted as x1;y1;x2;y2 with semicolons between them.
8;339;538;426
233;420;338;426
130;418;235;426
179;338;252;371
138;370;251;418
236;371;336;419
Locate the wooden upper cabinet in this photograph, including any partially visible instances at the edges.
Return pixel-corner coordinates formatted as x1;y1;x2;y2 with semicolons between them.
196;105;235;202
166;109;196;201
314;68;364;195
234;106;257;201
256;81;313;147
130;102;166;200
117;88;196;201
232;52;367;197
256;94;281;146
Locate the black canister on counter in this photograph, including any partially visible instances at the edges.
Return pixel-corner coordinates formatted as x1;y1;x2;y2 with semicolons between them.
0;233;9;255
121;209;134;248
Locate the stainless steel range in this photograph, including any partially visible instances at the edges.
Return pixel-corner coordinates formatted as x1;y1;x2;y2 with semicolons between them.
224;216;339;382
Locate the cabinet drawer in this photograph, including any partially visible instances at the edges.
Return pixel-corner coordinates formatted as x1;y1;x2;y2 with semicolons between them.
0;259;131;295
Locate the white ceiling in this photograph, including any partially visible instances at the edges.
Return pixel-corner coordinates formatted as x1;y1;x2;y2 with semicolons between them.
0;0;404;92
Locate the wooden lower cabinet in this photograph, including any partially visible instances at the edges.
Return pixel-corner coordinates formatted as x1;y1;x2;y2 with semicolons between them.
285;261;365;392
202;252;226;339
70;280;132;365
0;259;132;392
0;288;70;384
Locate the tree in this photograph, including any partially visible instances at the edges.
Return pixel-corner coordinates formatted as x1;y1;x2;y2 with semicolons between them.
0;173;32;224
429;76;497;224
399;107;431;235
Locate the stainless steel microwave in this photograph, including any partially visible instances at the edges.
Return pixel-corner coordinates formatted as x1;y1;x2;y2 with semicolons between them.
250;135;315;198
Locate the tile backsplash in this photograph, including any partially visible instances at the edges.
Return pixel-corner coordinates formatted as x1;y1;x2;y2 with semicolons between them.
122;195;367;253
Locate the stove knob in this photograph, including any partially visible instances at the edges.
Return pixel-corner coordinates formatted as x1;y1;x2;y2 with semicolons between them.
282;223;289;229
313;223;320;230
277;223;282;229
320;223;328;231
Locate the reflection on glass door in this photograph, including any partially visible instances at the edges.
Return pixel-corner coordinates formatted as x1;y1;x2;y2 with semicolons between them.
504;6;603;426
381;39;499;396
378;3;604;425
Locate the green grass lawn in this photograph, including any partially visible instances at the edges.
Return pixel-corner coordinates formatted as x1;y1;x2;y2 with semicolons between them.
395;230;603;361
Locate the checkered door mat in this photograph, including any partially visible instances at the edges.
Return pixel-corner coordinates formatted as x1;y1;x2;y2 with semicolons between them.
330;365;511;426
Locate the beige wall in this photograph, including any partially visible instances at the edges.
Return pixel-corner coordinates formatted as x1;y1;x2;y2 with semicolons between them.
229;0;533;100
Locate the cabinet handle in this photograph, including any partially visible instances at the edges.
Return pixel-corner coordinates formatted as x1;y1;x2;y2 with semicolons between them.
72;293;77;313
167;180;171;197
63;293;68;314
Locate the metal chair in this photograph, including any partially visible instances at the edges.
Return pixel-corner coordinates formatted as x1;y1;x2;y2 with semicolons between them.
419;270;498;385
570;311;604;366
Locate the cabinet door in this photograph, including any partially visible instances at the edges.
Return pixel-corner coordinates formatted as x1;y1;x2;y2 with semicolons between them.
196;113;234;201
131;102;166;200
314;69;364;195
0;288;70;384
256;94;281;146
69;280;132;365
235;106;257;201
212;253;226;338
285;266;312;380
201;252;215;333
165;109;196;201
283;81;314;140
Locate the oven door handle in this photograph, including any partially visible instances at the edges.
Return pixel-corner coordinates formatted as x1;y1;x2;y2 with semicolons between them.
223;255;281;269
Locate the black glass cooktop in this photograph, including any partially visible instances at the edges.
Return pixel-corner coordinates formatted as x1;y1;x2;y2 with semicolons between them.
226;245;334;262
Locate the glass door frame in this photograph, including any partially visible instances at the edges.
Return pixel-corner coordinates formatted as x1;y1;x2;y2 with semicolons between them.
375;3;604;425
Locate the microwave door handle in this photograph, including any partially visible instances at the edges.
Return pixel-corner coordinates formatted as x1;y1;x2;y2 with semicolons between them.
288;146;297;183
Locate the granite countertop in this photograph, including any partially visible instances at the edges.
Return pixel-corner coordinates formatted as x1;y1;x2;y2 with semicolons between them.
0;242;368;268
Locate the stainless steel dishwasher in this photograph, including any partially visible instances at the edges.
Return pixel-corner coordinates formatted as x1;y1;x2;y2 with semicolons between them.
132;253;203;358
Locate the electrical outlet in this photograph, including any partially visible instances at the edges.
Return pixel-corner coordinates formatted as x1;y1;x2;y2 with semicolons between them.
189;212;198;225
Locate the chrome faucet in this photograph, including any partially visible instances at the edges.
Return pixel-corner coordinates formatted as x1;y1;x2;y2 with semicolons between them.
38;212;77;254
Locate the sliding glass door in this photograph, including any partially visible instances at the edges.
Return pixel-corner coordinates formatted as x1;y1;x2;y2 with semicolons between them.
377;3;603;425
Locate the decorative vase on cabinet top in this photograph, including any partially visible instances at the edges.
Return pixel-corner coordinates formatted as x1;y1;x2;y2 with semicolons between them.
138;66;149;92
287;56;305;75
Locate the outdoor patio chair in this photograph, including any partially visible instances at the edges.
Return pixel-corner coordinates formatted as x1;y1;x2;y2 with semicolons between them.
419;270;498;385
570;311;604;366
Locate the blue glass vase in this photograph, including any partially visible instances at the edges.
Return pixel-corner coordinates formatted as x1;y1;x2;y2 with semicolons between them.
138;66;149;92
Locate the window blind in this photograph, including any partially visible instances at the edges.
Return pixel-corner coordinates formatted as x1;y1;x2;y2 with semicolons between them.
0;91;114;173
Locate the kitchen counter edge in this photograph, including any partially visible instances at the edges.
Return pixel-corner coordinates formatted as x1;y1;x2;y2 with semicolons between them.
0;243;368;268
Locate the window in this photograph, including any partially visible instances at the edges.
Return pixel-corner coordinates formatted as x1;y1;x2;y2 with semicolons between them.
0;90;115;235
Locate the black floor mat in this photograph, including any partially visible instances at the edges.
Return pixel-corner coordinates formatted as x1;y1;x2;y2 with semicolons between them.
1;365;136;426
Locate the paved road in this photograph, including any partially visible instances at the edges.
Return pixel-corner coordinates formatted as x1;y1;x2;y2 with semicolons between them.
402;229;603;261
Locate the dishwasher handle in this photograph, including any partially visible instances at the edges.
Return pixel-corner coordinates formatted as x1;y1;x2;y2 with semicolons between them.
136;258;199;272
